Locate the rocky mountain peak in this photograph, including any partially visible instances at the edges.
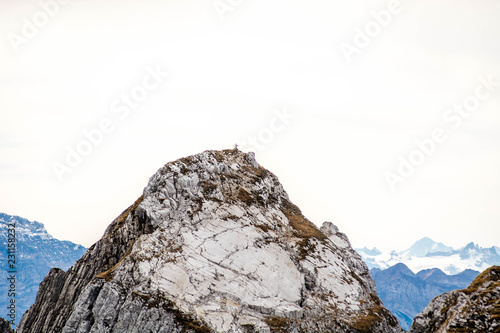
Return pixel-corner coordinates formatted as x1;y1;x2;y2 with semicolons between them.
406;237;453;257
374;263;416;283
357;247;382;257
416;268;447;281
140;149;288;227
464;242;478;250
18;149;402;333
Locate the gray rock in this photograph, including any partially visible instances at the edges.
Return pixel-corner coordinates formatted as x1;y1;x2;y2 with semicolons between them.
0;318;13;333
245;152;259;168
18;149;403;333
320;221;339;236
410;265;500;333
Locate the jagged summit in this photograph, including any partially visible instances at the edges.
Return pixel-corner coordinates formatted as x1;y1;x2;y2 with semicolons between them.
18;149;402;333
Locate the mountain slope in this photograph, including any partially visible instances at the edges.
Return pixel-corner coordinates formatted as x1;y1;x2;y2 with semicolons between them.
371;264;479;331
18;149;402;333
0;213;86;327
410;266;500;333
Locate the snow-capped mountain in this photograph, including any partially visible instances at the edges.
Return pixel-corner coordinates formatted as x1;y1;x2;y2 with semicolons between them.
0;213;87;327
18;149;403;333
356;237;500;275
405;237;453;257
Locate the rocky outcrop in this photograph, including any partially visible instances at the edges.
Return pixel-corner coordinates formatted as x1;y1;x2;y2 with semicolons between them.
0;318;14;333
16;196;153;333
410;265;500;333
18;149;402;333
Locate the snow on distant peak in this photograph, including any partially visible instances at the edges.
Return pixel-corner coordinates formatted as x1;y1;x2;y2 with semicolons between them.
0;212;52;240
356;237;500;275
404;237;454;257
356;247;382;256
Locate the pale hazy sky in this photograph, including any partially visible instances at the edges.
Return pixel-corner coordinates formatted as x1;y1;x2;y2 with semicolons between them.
1;0;499;252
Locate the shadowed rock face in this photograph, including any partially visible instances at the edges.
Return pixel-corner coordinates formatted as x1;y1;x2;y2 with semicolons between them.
0;213;87;327
18;149;402;333
411;266;500;333
0;318;14;333
16;196;153;333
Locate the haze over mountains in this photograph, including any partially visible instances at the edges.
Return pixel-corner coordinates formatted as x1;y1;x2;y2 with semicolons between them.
0;213;86;327
356;237;500;275
356;237;499;330
1;148;498;332
410;266;500;333
370;263;479;330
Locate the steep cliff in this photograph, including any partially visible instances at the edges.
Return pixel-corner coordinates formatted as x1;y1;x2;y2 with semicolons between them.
411;265;500;333
18;149;402;333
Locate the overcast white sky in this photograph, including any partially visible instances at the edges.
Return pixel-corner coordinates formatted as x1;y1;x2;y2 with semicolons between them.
1;0;499;252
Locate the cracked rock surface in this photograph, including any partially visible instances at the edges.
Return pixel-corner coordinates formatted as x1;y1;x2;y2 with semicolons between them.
411;265;500;333
18;149;402;333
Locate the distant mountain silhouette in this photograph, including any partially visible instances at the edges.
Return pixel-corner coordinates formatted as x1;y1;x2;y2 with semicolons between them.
371;263;479;330
0;213;86;327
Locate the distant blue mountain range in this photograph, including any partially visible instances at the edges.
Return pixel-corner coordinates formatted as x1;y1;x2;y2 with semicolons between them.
355;237;500;331
0;213;86;328
371;263;479;331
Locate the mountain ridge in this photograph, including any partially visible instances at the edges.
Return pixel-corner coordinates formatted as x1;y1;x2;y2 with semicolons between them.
371;263;479;331
18;149;402;333
356;237;500;275
0;213;87;328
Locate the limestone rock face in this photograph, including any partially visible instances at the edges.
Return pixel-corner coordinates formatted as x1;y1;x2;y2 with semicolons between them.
410;266;500;333
18;149;402;333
